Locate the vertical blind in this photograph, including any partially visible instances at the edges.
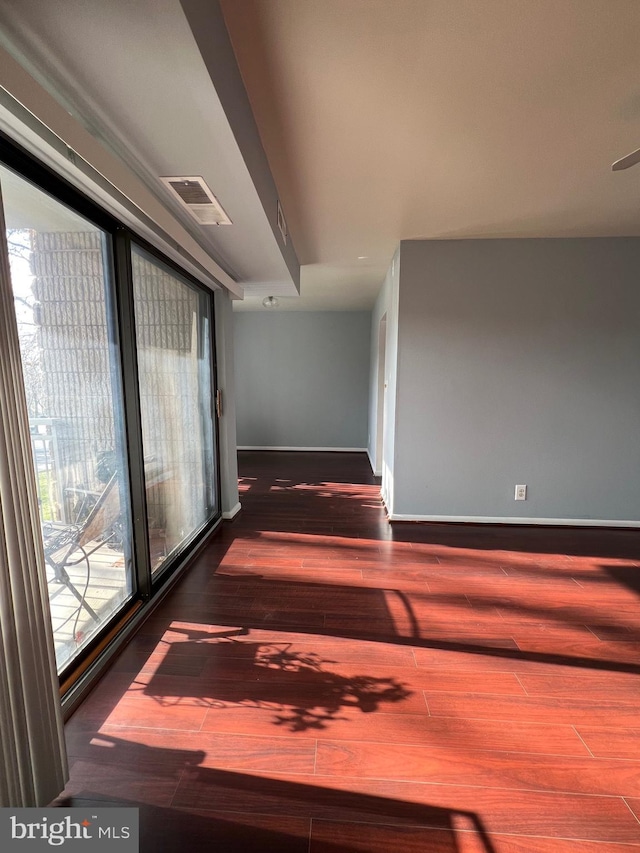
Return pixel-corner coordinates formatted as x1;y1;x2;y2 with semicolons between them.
0;187;68;807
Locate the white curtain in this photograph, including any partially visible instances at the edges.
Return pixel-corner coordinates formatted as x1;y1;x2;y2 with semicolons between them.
0;188;68;806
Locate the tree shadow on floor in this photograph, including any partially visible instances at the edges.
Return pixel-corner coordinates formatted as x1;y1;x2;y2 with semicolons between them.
143;631;413;732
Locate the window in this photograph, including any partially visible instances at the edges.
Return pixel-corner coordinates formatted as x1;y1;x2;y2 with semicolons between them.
0;143;221;684
132;246;217;574
1;164;135;672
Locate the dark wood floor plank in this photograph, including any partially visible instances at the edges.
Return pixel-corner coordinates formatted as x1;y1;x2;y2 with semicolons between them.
575;726;640;759
517;671;640;701
310;821;640;853
190;656;527;696
315;739;640;796
412;642;640;677
625;798;640;822
172;770;640;842
132;668;428;714
511;637;640;667
74;725;317;774
199;705;589;754
424;691;640;726
63;758;181;807
462;836;640;853
309;820;462;853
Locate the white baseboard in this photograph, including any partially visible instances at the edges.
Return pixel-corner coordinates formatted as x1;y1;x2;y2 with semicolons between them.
237;446;367;453
389;513;640;528
222;501;242;520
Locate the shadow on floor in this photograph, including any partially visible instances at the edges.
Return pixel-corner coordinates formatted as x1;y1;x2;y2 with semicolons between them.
143;632;413;732
56;751;498;853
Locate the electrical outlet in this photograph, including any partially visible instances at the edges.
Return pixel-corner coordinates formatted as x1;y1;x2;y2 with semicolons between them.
515;484;527;501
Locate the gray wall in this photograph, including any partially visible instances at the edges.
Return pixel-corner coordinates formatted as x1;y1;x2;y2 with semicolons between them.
392;238;640;522
234;311;371;448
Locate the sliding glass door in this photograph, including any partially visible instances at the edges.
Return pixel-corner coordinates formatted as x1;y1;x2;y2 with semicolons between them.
0;142;221;685
131;245;218;574
0;164;133;672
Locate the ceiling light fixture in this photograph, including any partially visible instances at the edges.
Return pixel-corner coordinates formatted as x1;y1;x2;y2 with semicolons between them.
262;295;279;308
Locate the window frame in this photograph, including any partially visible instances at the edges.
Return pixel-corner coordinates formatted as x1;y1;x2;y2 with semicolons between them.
0;130;223;700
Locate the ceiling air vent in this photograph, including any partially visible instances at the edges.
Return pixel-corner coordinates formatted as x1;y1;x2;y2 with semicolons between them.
160;176;232;225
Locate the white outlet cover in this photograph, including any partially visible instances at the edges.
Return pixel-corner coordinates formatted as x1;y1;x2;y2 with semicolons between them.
515;485;527;500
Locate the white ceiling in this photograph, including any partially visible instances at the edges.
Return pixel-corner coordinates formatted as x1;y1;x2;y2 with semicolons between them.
0;0;296;301
221;0;640;309
2;1;640;312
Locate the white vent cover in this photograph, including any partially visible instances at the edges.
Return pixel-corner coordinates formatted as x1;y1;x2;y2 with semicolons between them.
160;176;232;225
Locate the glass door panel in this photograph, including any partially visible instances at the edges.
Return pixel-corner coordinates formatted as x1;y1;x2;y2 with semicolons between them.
1;165;134;673
131;245;216;574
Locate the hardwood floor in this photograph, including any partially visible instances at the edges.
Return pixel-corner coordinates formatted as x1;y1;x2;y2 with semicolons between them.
59;451;640;851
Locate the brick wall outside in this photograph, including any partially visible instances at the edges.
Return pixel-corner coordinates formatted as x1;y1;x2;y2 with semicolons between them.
30;231;211;556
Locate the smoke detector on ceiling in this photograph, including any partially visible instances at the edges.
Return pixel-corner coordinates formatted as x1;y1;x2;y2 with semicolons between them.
160;176;232;225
